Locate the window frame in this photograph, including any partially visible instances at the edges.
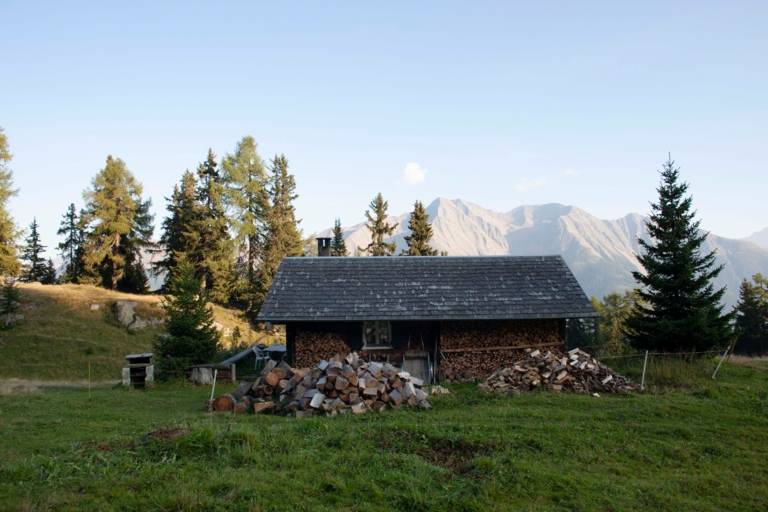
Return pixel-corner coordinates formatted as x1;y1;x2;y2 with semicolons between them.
362;320;392;350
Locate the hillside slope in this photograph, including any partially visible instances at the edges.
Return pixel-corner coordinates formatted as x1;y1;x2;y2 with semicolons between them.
0;283;277;381
321;198;768;306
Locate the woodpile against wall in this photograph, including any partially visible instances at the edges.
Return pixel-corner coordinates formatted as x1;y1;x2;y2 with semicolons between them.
440;320;562;381
480;347;636;395
210;352;431;417
294;331;350;369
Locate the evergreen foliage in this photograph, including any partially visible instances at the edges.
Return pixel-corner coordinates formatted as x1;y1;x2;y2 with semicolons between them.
0;128;20;276
331;219;347;256
402;200;438;256
0;277;20;328
40;259;57;285
20;218;47;282
626;156;733;352
153;258;220;380
257;155;304;312
733;275;768;355
222;137;269;311
190;150;233;303
592;291;640;355
157;171;199;280
81;156;154;292
57;204;85;283
361;193;398;256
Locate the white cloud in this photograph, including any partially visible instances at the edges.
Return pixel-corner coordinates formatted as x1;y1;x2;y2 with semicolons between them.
563;168;579;176
512;177;546;193
403;162;427;185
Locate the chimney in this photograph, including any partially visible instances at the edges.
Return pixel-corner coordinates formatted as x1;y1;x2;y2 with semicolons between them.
316;237;332;256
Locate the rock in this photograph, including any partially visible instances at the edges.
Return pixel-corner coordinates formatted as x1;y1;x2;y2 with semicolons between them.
90;303;100;311
115;301;138;326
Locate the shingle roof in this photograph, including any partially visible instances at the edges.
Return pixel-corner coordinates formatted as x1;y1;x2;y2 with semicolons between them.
257;255;597;322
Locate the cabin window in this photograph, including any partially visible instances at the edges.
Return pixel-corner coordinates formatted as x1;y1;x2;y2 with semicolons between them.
362;321;392;349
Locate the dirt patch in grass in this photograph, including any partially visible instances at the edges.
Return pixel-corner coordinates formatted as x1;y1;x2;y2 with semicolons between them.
374;428;494;473
145;427;190;442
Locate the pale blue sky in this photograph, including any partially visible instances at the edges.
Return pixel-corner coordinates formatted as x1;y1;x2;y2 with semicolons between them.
2;1;766;257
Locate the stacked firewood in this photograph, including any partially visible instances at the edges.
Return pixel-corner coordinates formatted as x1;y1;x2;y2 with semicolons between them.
479;347;636;395
210;352;432;417
293;331;350;369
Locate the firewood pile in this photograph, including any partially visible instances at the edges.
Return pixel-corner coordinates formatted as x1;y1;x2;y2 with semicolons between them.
479;348;636;395
293;331;350;369
210;352;432;417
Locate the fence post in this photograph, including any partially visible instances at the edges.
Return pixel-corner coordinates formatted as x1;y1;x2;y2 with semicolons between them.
712;346;730;380
640;350;649;391
209;368;219;401
88;359;91;400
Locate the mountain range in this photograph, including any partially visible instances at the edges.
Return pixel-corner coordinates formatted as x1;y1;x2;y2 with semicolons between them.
317;198;768;308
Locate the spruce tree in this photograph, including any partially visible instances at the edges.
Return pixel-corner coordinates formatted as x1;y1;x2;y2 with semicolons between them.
20;218;47;282
82;156;154;291
57;203;85;283
0;128;20;276
157;171;200;280
223;137;269;309
153;258;220;379
402;200;438;256
331;218;347;256
626;156;733;352
40;259;57;285
257;155;304;312
734;275;768;355
361;193;398;256
191;150;234;303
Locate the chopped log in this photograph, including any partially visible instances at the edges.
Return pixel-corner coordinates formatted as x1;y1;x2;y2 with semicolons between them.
253;401;275;414
213;394;235;412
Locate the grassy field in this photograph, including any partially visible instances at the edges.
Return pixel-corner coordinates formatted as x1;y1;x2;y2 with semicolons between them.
0;283;279;381
1;360;766;511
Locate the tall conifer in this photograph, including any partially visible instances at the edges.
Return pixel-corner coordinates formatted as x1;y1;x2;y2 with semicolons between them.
402;200;438;256
626;156;732;351
57;203;85;283
0;128;20;276
734;275;768;355
20;218;47;282
331;219;347;256
157;171;199;279
361;193;398;256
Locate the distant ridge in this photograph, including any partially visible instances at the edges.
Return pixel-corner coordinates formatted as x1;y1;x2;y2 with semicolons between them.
318;198;768;307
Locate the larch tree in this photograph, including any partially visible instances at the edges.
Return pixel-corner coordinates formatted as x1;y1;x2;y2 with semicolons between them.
0;128;20;276
361;193;398;256
81;155;154;291
402;200;438;256
626;156;733;352
257;154;303;311
331;218;347;256
20;218;47;282
191;150;234;303
57;203;85;283
223;137;269;310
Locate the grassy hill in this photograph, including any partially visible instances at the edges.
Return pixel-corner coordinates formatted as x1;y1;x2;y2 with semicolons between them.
0;283;279;381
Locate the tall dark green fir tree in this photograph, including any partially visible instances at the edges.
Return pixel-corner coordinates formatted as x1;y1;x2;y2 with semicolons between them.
626;156;733;351
40;259;57;285
361;193;398;256
20;218;47;282
157;171;200;279
57;203;85;283
331;218;347;256
733;275;768;355
402;200;438;256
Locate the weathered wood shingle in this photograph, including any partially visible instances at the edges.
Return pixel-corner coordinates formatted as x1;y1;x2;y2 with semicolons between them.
257;256;597;322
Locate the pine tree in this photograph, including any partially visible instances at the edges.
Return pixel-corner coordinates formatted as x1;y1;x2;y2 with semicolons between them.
20;218;47;282
402;200;438;256
153;258;220;380
0;277;21;328
223;137;269;309
361;193;398;256
257;155;304;312
331;219;347;256
57;203;85;283
626;156;733;352
593;291;639;355
40;259;57;285
191;149;234;303
734;275;768;355
82;156;154;291
0;128;20;276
